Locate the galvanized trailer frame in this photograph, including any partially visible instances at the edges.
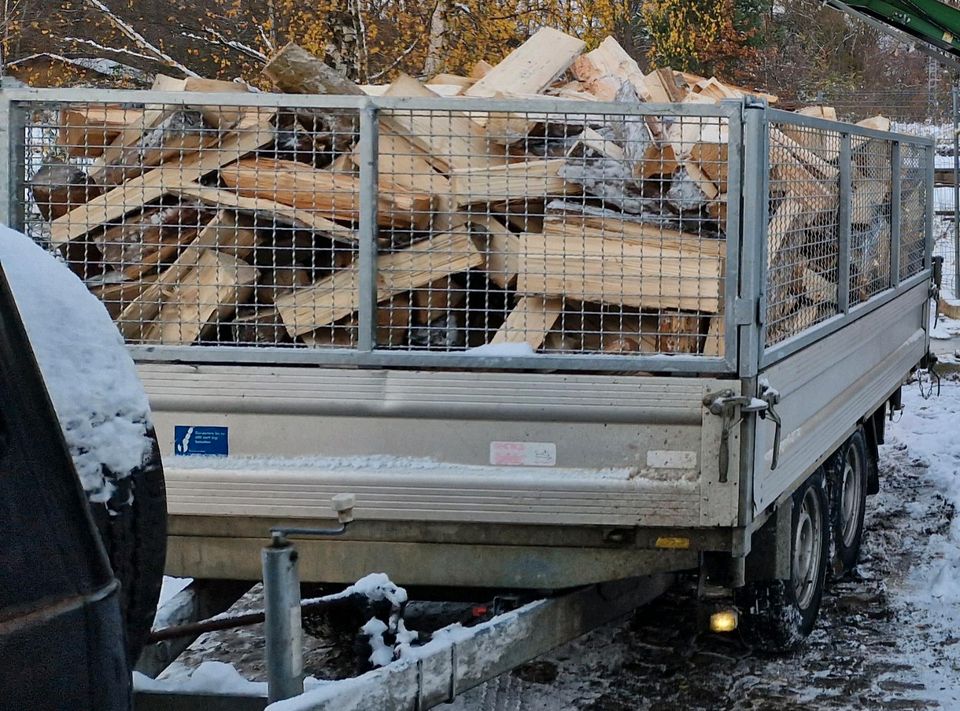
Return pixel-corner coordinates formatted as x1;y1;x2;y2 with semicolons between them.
0;88;935;590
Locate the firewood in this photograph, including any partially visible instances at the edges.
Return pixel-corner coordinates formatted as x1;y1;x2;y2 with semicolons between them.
450;158;572;207
412;276;466;325
257;266;312;305
464;28;585;100
702;315;724;357
803;267;838;305
352;127;450;196
143;249;258;345
466;215;520;288
96;204;205;275
275;232;483;337
517;214;725;313
88;275;158;319
657;313;704;353
50;122;275;246
180;77;253;129
59;105;144;158
115;209;257;337
490;296;564;349
381;74;508;172
301;295;413;348
469;60;494;80
219;157;436;229
30;163;104;220
231;306;292;345
426;73;474;90
171;184;357;242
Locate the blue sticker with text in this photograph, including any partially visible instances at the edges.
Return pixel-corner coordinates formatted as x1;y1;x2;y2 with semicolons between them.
174;426;228;456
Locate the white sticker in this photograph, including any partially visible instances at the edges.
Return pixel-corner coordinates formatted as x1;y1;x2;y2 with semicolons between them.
490;441;557;467
646;450;698;469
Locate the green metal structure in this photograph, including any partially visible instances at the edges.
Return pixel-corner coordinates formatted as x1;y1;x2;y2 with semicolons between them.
828;0;960;70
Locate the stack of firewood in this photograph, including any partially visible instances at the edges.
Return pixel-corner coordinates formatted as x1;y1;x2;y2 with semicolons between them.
29;27;914;356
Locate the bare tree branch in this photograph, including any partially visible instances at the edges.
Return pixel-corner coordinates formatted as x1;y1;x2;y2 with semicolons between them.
368;36;421;81
82;0;199;76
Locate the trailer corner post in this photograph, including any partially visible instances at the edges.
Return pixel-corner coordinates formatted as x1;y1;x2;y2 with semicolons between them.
891;141;902;288
262;533;304;703
927;141;937;272
838;133;853;315
0;89;25;231
739;102;768;377
357;103;380;352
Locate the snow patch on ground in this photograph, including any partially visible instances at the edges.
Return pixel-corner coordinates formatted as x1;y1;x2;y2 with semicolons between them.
0;228;153;503
157;576;194;609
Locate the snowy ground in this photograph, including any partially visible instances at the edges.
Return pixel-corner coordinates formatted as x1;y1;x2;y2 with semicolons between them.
147;378;960;710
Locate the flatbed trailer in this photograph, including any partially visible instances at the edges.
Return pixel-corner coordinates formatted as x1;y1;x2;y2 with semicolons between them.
0;87;936;651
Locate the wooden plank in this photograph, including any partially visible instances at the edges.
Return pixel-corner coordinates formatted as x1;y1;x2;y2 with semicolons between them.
450;159;572;206
116;210;258;338
219;157;435;230
275;232;484;337
143;249;258;345
517;215;725;313
490;296;564;349
465;28;585;99
170;184;357;242
381;74;507;172
50;123;276;246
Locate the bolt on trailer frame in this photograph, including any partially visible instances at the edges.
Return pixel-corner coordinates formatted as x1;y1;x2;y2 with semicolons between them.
0;86;935;590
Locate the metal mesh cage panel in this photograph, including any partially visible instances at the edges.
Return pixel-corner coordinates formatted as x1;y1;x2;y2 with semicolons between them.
19;96;734;367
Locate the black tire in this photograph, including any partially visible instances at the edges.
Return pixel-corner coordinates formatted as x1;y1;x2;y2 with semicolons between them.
88;430;167;665
738;470;829;653
826;429;869;576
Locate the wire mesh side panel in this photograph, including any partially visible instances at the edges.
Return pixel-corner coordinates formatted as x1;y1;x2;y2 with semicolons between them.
765;122;842;346
900;143;928;282
371;107;730;359
849;135;893;306
19;96;733;367
21;99;360;348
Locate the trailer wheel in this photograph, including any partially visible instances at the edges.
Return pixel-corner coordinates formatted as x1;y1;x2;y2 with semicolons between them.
827;429;869;576
739;470;829;653
88;431;167;665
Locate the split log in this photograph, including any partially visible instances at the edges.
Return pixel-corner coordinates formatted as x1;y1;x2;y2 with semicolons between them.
50;122;276;246
88;275;158;319
219;157;435;229
702;315;724;357
262;43;363;148
143;249;258;345
116;210;258;338
450;158;572;207
464;28;585;100
96;204;205;277
30;163;104;220
352;127;450;196
517;214;725;313
381;74;507;172
490;296;564;349
466;215;520;288
257;266;312;305
171;184;357;242
275;232;484;337
301;295;413;348
180;77;253;129
59;105;144;158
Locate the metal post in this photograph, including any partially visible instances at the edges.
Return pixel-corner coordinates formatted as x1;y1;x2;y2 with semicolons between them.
739;103;767;377
927;142;937;271
891;141;902;287
838;134;852;314
0;88;25;231
953;84;960;297
357;103;379;352
262;533;304;703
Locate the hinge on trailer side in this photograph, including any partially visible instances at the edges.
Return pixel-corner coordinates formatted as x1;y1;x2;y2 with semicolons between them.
732;298;756;325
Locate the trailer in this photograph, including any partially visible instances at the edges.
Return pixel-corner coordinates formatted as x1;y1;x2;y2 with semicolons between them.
0;85;936;660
